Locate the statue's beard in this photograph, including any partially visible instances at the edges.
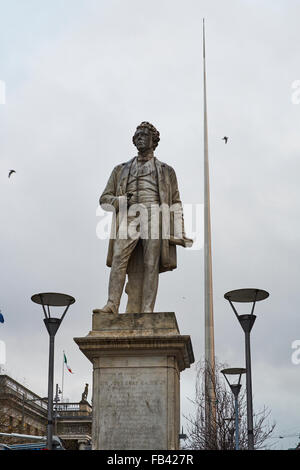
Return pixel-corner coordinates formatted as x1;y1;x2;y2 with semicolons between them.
136;144;153;159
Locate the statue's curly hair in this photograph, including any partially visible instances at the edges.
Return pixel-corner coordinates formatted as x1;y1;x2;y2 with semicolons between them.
132;121;160;150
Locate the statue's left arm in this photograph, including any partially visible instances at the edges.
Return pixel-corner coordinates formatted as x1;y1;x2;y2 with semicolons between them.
169;167;193;248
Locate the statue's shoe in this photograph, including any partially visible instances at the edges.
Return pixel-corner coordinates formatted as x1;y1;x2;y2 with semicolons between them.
94;304;117;315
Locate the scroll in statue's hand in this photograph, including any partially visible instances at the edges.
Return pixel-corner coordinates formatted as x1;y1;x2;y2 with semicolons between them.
169;236;194;248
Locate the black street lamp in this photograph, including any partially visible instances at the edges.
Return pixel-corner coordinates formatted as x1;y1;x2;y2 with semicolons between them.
224;288;269;450
221;367;246;450
31;292;75;450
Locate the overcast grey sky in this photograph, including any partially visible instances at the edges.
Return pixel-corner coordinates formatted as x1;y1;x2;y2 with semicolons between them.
1;0;300;449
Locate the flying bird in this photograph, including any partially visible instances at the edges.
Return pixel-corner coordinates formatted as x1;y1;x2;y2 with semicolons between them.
0;311;4;323
8;170;16;178
222;136;229;144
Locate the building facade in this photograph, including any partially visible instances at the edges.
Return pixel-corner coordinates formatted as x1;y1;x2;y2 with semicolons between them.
0;374;92;449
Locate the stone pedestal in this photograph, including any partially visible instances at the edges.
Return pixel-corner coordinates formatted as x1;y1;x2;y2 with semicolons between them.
74;311;194;450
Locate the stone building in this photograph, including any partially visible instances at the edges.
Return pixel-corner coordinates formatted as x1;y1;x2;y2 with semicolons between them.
0;373;92;449
54;401;92;450
0;374;47;442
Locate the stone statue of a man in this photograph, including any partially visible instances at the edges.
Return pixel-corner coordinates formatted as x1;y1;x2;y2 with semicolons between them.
99;122;192;314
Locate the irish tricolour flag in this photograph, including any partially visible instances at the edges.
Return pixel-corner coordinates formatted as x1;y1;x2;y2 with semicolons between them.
64;352;73;374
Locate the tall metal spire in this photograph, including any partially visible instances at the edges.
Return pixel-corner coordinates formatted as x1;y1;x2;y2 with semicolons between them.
203;18;216;442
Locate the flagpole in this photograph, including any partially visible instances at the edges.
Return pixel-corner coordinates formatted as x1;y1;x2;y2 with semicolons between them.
203;18;216;445
61;350;65;402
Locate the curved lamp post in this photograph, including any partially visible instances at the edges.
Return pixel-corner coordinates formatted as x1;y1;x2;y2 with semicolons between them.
31;292;75;450
221;367;246;450
224;288;269;450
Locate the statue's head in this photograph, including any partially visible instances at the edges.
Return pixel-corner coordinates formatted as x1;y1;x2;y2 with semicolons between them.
132;121;160;152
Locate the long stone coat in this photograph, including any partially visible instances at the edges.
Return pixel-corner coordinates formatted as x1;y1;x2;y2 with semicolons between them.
100;157;190;274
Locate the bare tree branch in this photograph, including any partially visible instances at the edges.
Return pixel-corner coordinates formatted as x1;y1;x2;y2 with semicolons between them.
184;359;276;450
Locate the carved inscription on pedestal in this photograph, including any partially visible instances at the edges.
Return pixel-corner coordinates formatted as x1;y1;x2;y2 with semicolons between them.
99;367;167;449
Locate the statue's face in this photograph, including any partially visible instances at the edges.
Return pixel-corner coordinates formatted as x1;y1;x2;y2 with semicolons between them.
134;127;153;152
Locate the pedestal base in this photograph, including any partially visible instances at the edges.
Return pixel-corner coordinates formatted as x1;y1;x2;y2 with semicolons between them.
74;312;194;450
